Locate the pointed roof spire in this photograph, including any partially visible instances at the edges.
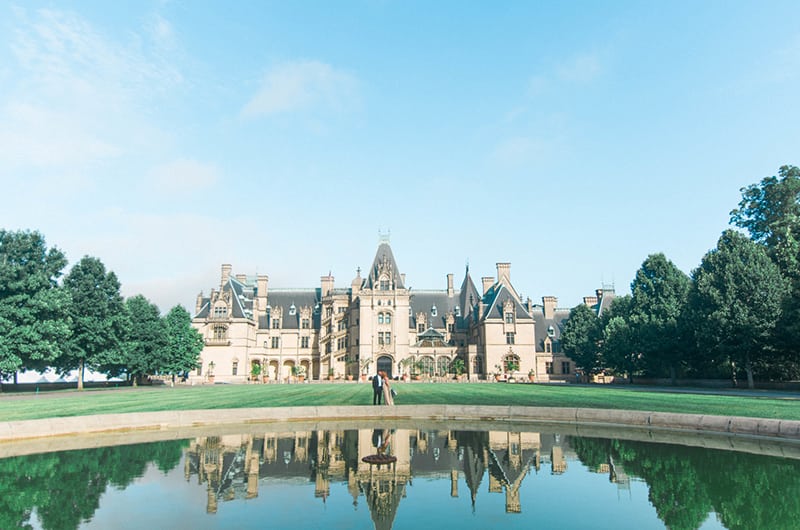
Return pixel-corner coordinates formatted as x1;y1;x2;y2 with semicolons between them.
365;241;405;290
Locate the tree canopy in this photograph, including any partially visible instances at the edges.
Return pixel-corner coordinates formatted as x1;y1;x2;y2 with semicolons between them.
61;256;127;390
689;230;790;388
0;230;71;379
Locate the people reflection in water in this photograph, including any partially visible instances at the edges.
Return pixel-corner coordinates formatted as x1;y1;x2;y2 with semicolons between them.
373;429;391;454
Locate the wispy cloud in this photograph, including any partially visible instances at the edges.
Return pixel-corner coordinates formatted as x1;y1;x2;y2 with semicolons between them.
148;158;220;194
556;52;603;83
490;135;561;168
0;7;183;179
242;60;359;118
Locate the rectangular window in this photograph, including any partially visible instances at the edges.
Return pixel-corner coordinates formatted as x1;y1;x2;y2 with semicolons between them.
418;323;425;332
546;362;553;375
545;341;551;353
232;361;238;376
385;332;391;344
271;337;280;348
378;333;385;346
301;336;309;348
505;312;513;324
506;332;515;345
448;323;454;333
561;362;571;374
272;319;280;329
338;307;346;313
301;319;310;329
380;279;390;290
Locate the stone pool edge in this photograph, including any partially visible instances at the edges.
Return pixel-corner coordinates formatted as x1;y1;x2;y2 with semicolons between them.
2;404;799;442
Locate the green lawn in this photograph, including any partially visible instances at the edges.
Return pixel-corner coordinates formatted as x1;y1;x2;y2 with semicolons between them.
1;382;798;422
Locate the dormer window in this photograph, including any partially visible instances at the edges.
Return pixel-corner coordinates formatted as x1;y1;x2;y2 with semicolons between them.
431;305;437;317
379;276;390;290
289;304;296;316
455;306;461;317
547;325;555;338
505;312;514;324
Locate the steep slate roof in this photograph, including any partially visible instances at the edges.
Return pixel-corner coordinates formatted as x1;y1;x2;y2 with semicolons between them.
458;267;480;329
261;289;321;329
408;290;459;330
480;283;532;321
194;276;254;319
529;305;570;353
364;243;405;290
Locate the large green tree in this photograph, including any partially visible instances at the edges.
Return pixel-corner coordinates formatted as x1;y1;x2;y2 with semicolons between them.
600;296;641;382
629;253;691;383
561;303;603;376
161;304;204;383
61;256;127;390
0;230;71;382
689;230;790;388
730;164;800;377
123;295;167;386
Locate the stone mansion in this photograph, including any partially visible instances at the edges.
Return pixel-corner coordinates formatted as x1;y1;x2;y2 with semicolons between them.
190;241;614;383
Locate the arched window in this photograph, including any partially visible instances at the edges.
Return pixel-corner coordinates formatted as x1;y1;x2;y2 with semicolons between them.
436;357;449;376
419;356;435;376
385;312;391;324
378;313;384;324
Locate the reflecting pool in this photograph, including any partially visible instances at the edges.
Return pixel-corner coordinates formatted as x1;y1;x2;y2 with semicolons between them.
3;424;799;529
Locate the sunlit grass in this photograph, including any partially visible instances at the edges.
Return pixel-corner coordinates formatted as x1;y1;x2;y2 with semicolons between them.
0;382;797;422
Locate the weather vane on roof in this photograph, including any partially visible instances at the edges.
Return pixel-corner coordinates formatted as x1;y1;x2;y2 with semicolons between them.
378;229;391;244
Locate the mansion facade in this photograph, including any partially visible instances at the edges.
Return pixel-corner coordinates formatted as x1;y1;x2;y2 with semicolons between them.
190;241;613;384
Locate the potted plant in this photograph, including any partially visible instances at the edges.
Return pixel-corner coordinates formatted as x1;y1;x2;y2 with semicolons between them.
250;363;262;384
528;368;536;382
399;357;414;381
327;367;335;381
493;364;504;382
360;358;373;382
207;361;215;384
293;365;307;382
450;358;465;381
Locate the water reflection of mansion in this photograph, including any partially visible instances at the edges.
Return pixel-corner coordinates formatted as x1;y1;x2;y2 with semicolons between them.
184;428;597;525
190;238;615;383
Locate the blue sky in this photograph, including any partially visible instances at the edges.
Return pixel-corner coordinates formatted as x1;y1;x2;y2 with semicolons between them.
1;1;798;313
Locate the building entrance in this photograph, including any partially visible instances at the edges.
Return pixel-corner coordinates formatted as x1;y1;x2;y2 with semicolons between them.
377;356;393;379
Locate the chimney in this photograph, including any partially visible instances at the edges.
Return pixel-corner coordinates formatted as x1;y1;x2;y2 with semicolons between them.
596;288;604;300
583;296;598;307
195;292;204;316
321;274;335;297
526;297;533;315
235;273;247;284
447;273;454;297
257;275;268;312
482;277;494;295
496;262;511;285
221;264;232;287
542;296;557;320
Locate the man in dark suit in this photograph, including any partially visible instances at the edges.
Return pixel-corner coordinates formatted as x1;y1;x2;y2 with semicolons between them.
372;371;383;405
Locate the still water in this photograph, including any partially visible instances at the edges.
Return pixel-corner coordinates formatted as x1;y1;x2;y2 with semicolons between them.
3;425;799;530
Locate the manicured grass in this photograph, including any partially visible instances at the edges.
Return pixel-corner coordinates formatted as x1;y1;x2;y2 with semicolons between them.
1;382;798;422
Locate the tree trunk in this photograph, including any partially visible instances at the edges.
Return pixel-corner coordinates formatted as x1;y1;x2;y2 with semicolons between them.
132;374;138;387
13;371;18;385
669;365;677;386
77;359;85;390
730;360;738;388
745;363;755;389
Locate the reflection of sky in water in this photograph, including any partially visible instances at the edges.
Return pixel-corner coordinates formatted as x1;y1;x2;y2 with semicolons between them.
10;428;789;529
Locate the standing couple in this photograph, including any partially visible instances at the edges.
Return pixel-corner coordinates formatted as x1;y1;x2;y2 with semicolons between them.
371;370;395;405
